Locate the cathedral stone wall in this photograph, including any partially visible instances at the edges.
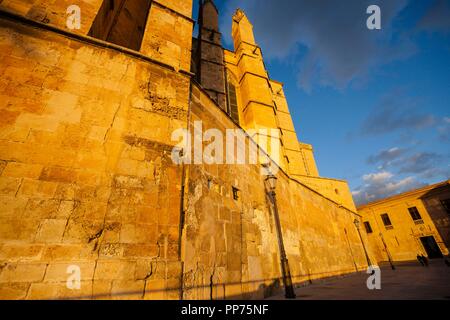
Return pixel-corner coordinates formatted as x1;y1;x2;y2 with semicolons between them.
0;15;189;299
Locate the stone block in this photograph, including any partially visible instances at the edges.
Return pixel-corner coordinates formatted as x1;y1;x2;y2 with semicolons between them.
26;282;59;300
56;281;93;300
54;200;75;219
120;223;158;244
0;177;22;196
17;179;58;198
35;219;67;243
144;279;166;300
111;280;145;300
62;219;103;244
39;166;78;183
44;262;95;283
1;162;43;179
0;195;28;218
0;218;40;241
98;243;122;259
0;161;6;175
94;260;136;280
24;198;60;219
0;283;30;300
227;253;242;271
0;244;43;261
0;263;47;283
92;280;112;299
102;222;121;243
41;244;87;261
123;244;159;258
71;201;107;221
27;281;93;300
165;279;180;299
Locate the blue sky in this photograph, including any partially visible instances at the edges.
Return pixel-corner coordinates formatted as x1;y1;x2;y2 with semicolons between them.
194;0;450;205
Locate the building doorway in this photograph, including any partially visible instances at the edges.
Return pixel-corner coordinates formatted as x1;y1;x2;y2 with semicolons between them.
420;236;443;259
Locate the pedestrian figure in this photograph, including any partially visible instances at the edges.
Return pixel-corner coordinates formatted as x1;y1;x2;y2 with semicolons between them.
421;254;429;267
444;258;450;267
417;254;424;266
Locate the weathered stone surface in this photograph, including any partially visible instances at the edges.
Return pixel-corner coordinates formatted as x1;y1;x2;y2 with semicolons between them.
0;263;47;283
0;283;29;299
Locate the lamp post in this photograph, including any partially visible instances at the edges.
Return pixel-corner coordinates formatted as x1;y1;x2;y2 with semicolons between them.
353;218;373;267
265;174;296;299
379;232;396;270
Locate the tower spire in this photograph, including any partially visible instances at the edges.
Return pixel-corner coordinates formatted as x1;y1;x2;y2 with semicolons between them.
232;8;256;50
196;0;227;110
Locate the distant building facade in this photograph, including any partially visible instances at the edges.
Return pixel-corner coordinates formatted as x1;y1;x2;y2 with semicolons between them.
358;180;450;263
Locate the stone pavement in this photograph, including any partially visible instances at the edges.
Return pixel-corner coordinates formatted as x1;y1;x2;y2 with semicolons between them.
270;260;450;300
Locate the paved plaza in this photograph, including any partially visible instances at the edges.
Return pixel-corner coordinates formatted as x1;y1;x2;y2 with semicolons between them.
271;260;450;300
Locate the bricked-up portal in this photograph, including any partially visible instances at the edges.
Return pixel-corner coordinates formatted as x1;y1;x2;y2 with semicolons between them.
88;0;152;51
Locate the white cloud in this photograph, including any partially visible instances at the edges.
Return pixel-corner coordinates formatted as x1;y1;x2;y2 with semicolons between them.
352;171;427;205
221;0;414;91
362;171;393;183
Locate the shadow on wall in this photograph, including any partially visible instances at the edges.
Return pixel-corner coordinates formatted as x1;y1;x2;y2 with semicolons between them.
420;183;450;251
39;269;364;300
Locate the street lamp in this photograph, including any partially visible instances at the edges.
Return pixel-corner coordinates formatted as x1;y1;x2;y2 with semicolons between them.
379;232;396;270
354;218;373;268
264;174;296;299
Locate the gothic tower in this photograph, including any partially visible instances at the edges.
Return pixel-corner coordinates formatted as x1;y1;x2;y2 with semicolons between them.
196;0;227;110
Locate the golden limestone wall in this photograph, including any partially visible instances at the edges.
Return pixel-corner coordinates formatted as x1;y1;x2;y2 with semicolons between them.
181;85;371;299
358;182;450;263
0;0;193;71
293;176;357;212
0;0;103;34
141;1;193;71
0;1;193;299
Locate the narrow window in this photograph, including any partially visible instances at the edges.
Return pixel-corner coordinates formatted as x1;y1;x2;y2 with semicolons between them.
408;207;422;221
89;0;152;51
441;199;450;215
232;187;240;201
227;83;240;124
364;221;373;234
381;213;393;229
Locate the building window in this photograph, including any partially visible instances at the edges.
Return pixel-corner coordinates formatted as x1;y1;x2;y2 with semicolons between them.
381;213;393;229
232;187;240;201
88;0;152;51
441;199;450;214
227;83;240;124
408;206;422;221
364;221;373;234
207;178;213;190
